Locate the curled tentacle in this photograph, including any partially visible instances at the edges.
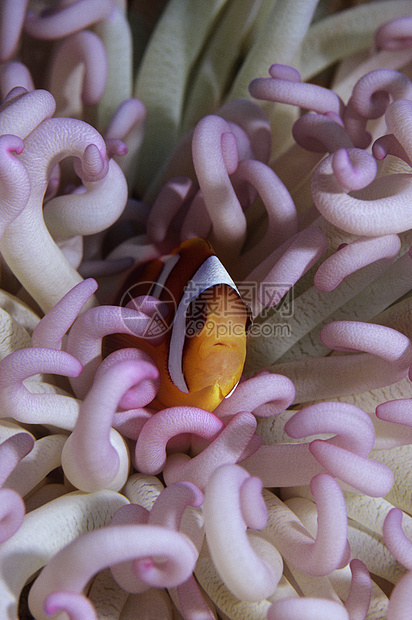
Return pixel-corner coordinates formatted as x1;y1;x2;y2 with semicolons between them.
249;63;344;116
66;304;154;399
314;234;401;292
311;146;412;235
292;112;353;153
43;158;128;239
134;407;224;475
204;463;282;601
192;114;246;264
263;474;348;576
48;30;108;117
244;401;393;496
0;134;30;239
32;278;98;349
0;61;34;97
28;524;198;619
0;348;81;429
62;358;158;492
343;69;412;147
214;371;295;420
218;98;272;163
163;411;259;489
0;87;56;140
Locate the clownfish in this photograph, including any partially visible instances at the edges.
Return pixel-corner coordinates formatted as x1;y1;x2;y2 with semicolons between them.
103;238;251;412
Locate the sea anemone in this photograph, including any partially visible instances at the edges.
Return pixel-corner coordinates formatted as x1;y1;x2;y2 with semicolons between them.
2;1;412;618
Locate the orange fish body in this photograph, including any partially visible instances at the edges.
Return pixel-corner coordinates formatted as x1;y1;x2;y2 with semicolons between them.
103;238;251;412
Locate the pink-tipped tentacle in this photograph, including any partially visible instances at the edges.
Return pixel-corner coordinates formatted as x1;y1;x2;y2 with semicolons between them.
32;278;98;349
28;524;198;617
175;575;217;620
240;475;267;531
104;97;147;182
66;304;153;399
163;411;258;489
375;16;412;50
98;348;160;410
243;398;389;492
320;321;412;372
343;69;412;147
44;591;97;620
148;482;204;531
372;132;412;164
284;401;393;496
134;407;224;475
0;88;56;139
105;98;147;143
231;159;298;249
62;358;158;492
109;503;150;594
331;148;378;191
24;0;114;40
0;347;81;427
0;0;29;62
204;463;282;601
249;64;344;117
374;398;412;448
314;234;401;292
192;114;246;264
348;69;412;118
48;30;108;113
310;144;412;235
284;402;376;457
43;158;127;239
74;142;108;183
376;398;412;427
0;134;31;239
0;432;34;487
268;63;301;81
383;507;412;570
214;371;295;420
0;61;34;97
267;473;348;576
292;112;353;153
0;116;110;312
218;98;271;163
309;440;394;497
344;559;372;619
